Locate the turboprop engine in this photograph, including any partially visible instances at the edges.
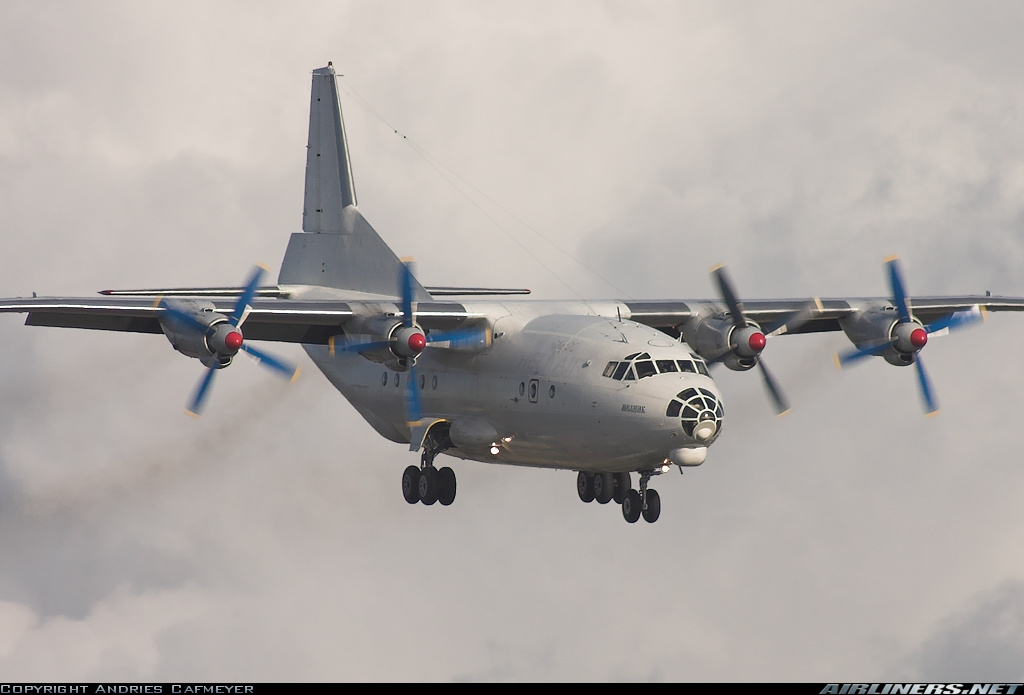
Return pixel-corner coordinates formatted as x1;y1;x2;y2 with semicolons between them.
159;298;242;368
839;307;928;366
680;314;766;372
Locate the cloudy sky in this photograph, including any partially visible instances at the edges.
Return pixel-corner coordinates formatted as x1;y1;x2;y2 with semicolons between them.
2;0;1024;682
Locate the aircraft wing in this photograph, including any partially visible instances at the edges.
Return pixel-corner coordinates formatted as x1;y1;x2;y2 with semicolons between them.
0;296;481;344
0;296;357;344
624;295;1024;334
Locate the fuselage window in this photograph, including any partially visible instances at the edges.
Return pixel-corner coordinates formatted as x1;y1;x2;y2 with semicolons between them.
657;360;678;373
432;375;438;390
603;361;619;378
612;362;631;380
394;373;400;387
549;385;556;398
634;360;656;379
529;379;539;402
381;372;388;386
519;382;526;396
419;374;426;390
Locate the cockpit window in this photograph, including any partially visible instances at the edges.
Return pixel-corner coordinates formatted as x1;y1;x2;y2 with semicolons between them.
634;360;657;379
612;362;631;380
604;352;710;381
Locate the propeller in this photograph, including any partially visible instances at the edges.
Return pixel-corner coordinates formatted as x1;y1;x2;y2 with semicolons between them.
328;260;490;426
160;264;300;416
835;256;986;416
709;265;814;416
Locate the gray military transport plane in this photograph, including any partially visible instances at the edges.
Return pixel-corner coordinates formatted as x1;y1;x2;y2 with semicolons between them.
3;65;1024;523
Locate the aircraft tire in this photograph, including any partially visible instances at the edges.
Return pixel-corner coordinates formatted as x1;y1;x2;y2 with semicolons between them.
438;467;457;506
594;473;615;504
419;467;439;506
622;489;642;523
402;466;421;505
612;472;631;505
642;489;661;523
576;472;595;503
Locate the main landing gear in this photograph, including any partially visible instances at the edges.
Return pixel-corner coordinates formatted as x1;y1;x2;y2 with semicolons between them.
403;427;456;506
576;470;661;523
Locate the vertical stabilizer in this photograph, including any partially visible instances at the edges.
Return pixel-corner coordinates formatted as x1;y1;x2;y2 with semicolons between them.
279;65;430;300
304;65;356;231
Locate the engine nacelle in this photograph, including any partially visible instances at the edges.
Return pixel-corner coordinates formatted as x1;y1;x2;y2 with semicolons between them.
158;299;236;368
679;315;763;371
839;307;926;366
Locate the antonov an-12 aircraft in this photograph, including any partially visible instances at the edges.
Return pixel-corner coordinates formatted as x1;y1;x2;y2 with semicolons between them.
3;65;1024;524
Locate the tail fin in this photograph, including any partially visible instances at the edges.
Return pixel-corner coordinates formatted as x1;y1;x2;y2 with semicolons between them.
278;65;430;300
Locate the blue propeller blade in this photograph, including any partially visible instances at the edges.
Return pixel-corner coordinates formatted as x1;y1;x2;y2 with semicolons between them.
425;326;490;350
329;337;394;354
400;261;415;328
926;306;985;334
405;363;423;425
886;256;912;322
836;340;894;367
231;265;266;327
187;365;219;416
914;356;939;415
159;301;208;332
240;343;299;380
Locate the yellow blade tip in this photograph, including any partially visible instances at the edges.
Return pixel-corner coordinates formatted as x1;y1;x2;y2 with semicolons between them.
400;256;415;264
926;409;941;418
709;263;724;273
185;409;200;419
153;295;164;308
833;353;843;370
256;262;270;271
814;296;824;313
883;254;899;263
290;367;302;383
777;409;792;418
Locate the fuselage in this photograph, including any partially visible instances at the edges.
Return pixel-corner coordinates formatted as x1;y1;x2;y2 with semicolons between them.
302;299;725;473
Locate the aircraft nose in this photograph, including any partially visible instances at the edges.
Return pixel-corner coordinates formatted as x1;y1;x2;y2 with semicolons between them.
665;386;724;444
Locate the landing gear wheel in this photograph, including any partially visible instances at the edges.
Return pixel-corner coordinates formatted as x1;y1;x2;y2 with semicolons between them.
419;467;439;506
402;466;421;505
576;472;595;503
613;472;631;505
594;473;615;504
622;489;642;523
642;489;661;523
437;466;457;506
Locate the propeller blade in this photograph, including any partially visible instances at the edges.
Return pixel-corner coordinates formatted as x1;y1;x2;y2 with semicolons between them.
186;365;219;416
231;265;267;327
757;360;790;416
240;343;300;380
327;336;394;355
400;260;415;328
914;356;939;416
926;305;986;334
405;363;423;425
159;301;208;332
710;264;747;330
763;298;824;337
836;340;895;368
425;326;491;349
885;256;912;322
